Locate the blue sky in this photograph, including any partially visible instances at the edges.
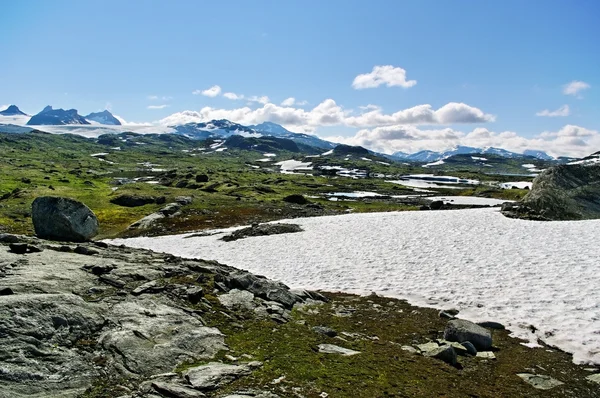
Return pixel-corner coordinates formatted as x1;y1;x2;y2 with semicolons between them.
1;0;599;156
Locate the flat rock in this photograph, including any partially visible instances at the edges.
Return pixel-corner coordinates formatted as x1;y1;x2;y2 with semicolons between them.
444;319;492;350
417;342;439;353
586;374;600;384
312;326;337;337
184;362;260;391
476;351;496;360
318;344;360;356
218;289;256;310
517;373;564;390
152;381;206;398
423;346;457;366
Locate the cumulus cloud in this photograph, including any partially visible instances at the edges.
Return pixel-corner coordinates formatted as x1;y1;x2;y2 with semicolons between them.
223;92;244;100
344;102;495;127
563;81;590;97
281;97;296;106
248;95;270;105
194;85;222;97
148;95;172;101
147;104;169;109
536;104;570;117
326;124;600;158
113;115;153;126
352;65;417;89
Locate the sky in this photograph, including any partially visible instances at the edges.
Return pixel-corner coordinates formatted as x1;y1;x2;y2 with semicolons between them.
1;0;599;157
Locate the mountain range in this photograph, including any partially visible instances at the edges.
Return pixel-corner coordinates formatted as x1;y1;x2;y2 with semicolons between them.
0;104;559;161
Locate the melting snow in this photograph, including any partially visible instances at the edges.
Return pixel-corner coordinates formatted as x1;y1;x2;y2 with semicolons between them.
426;196;513;206
500;181;533;189
423;160;445;167
109;208;600;365
274;159;313;173
322;150;334;156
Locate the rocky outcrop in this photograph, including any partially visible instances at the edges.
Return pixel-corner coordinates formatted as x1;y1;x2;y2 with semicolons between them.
502;162;600;220
0;234;317;397
31;196;99;242
221;223;303;242
27;106;90;125
110;194;165;207
443;319;492;350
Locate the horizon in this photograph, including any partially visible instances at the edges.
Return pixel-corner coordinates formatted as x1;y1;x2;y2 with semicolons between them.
1;0;599;157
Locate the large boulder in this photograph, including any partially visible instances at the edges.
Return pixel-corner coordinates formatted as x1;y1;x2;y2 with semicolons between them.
443;319;492;350
502;161;600;221
32;196;99;242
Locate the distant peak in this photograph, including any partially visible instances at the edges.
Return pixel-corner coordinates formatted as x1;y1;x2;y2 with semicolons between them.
42;105;53;112
0;104;29;116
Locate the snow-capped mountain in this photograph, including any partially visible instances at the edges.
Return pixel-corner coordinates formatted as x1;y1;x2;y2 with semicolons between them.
390;145;553;162
84;110;121;125
0;105;28;116
249;121;290;136
251;122;335;150
27;106;90;125
172;119;260;140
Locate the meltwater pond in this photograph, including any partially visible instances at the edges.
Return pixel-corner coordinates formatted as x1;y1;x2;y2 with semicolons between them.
108;208;600;364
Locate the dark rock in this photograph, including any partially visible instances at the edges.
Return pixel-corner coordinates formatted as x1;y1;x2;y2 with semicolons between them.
223;271;301;309
444;319;492;350
99;275;126;288
110;194;162;207
0;287;14;296
221;223;303;242
196;174;209;183
187;286;204;304
27;245;43;253
74;246;99;256
477;321;506;330
429;200;444;210
152;382;206;398
93;241;109;248
9;243;28;254
283;194;309;205
132;281;164;295
175;180;189;188
312;326;337;337
0;234;20;243
90;264;115;275
159;203;182;216
461;341;478;356
175;196;193;205
32;196;99;242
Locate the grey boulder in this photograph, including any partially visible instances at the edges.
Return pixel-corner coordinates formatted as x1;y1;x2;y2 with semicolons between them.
443;319;492;350
32;196;98;242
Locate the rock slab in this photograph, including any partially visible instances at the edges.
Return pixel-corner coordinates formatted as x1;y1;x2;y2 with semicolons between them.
443;319;492;350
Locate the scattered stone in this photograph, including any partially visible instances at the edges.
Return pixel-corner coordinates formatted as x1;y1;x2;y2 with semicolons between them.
222;271;301;309
477;321;506;330
423;346;457;366
586;374;600;384
218;289;256;310
444;319;492;350
159;203;182;216
401;346;418;354
476;351;496;360
195;174;209;183
417;342;439;353
312;326;337;337
318;344;360;356
90;264;115;275
110;194;163;207
429;200;444;210
152;381;206;398
437;340;469;356
0;287;14;296
184;362;260;391
0;234;20;243
74;246;99;255
439;311;457;319
99;275;126;288
32;196;99;242
221;223;303;242
460;341;478;356
175;196;193;205
517;373;564;390
132;281;164;295
186;286;204;304
8;243;28;254
282;194;309;205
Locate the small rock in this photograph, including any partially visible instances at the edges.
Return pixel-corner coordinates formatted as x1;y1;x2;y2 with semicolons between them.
586;374;600;384
175;196;193;205
282;194;309;205
460;341;478;356
152;382;206;398
132;281;164;296
429;200;444;210
477;321;506;330
437;340;469;356
401;346;418;354
312;326;337;338
74;246;99;255
184;362;259;391
423;346;457;366
195;174;209;183
99;275;126;288
439;311;457;319
476;351;496;360
417;342;439;353
444;319;492;350
186;286;204;304
8;243;29;254
90;264;115;275
0;234;20;243
517;373;564;390
0;287;14;296
318;344;360;356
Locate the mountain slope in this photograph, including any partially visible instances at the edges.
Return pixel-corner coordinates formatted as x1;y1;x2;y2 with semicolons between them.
84;110;121;125
27;106;90;125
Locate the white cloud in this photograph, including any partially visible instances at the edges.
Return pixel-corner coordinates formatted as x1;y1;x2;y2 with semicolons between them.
563;81;590;97
0;104;8;111
281;97;296;106
223;92;244;100
352;65;417;89
148;95;158;100
536;104;570;117
345;102;495;127
194;85;222;97
248;95;270;105
326;124;600;158
148;95;172;101
147;104;169;109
